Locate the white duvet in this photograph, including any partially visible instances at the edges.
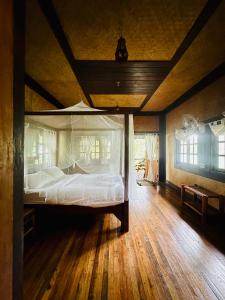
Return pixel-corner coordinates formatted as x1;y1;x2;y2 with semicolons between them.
25;173;124;207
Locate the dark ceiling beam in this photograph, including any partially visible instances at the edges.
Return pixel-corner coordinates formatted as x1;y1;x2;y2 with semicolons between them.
164;61;225;114
38;0;94;107
140;0;223;111
139;95;151;110
25;73;64;109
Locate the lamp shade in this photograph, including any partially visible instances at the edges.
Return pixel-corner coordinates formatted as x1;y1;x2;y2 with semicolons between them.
115;37;128;63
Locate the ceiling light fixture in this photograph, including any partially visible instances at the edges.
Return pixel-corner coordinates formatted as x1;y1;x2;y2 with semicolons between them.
115;36;128;63
115;0;128;63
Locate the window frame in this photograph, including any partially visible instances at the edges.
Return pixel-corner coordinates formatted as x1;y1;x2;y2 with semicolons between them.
174;124;225;183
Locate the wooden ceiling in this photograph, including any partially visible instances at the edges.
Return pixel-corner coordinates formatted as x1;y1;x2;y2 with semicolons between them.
25;0;225;112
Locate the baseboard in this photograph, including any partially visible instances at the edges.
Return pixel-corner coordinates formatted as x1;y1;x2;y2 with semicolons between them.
165;180;180;193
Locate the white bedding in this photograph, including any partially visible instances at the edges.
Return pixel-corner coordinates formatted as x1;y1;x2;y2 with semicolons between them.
24;173;124;207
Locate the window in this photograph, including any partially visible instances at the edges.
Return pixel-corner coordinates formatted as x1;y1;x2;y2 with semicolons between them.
79;135;111;161
25;125;56;173
189;134;198;165
179;140;187;163
175;121;225;183
217;134;225;170
177;134;198;166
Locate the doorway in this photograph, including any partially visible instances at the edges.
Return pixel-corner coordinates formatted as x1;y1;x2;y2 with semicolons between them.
134;133;159;186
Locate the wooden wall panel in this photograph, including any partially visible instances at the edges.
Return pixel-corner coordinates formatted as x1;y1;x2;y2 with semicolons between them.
0;2;13;298
0;1;24;298
134;116;159;132
166;75;225;202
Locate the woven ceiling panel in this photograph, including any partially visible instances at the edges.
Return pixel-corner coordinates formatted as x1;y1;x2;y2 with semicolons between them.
91;94;146;107
26;0;86;106
143;1;225;111
53;0;206;60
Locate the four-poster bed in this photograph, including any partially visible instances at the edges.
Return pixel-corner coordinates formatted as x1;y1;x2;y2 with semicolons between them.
24;102;131;232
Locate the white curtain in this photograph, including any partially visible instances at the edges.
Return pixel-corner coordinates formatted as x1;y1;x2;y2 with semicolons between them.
24;124;56;173
145;134;159;183
209;118;225;136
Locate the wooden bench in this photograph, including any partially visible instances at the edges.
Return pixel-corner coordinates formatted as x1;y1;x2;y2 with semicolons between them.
181;184;225;224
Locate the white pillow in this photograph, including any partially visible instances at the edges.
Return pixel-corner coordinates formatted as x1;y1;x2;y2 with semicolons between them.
43;166;65;180
26;171;54;189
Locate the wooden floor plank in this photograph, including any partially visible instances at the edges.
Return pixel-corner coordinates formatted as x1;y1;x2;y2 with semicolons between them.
24;185;225;300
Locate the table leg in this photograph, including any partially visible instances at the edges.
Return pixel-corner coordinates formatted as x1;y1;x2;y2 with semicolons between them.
201;196;208;225
219;196;225;215
181;184;185;209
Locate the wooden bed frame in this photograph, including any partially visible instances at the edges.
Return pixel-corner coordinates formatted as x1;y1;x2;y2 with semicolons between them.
24;113;130;233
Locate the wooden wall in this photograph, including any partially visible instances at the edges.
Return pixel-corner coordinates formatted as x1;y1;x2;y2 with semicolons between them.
133;116;159;133
166;75;225;204
0;1;14;298
0;1;24;298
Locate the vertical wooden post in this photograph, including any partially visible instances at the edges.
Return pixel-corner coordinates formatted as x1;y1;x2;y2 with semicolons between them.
0;0;25;299
122;114;129;232
159;113;166;183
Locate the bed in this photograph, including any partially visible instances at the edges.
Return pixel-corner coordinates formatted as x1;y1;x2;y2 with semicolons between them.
24;104;130;232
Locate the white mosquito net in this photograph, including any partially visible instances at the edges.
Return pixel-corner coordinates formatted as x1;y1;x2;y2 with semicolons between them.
24;102;136;205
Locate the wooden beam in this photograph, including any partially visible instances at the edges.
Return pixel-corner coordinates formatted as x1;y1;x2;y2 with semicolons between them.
139;95;151;110
25;73;64;109
164;61;225;114
38;0;94;107
141;0;223;111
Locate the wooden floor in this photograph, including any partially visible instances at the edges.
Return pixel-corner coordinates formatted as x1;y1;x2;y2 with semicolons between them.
24;186;225;300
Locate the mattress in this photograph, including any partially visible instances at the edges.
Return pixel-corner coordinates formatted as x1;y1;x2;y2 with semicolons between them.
24;173;124;207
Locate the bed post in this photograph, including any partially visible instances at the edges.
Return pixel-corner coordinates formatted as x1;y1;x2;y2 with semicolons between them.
121;113;129;232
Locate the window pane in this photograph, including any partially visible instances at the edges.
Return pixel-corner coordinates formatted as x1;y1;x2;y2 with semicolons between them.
194;155;198;165
194;144;198;154
183;154;187;163
218;135;225;142
219;143;225;155
219;156;225;169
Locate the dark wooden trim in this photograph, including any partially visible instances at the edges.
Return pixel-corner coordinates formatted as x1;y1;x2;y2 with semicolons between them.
38;0;94;107
25;111;130;115
164;62;225;114
25;110;162;116
139;95;151;110
159;114;166;183
25;73;64;109
171;0;223;67
13;0;25;298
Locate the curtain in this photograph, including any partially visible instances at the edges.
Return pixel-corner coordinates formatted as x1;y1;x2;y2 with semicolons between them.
144;134;159;183
24;124;57;173
209;118;225;136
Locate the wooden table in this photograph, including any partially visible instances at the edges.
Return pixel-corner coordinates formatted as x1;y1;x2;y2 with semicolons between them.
181;184;225;224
